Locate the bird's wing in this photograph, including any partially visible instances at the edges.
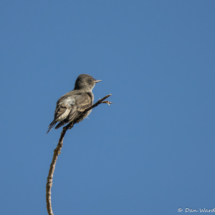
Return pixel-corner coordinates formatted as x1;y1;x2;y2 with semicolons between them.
67;93;92;121
55;93;92;129
54;103;71;121
76;93;93;111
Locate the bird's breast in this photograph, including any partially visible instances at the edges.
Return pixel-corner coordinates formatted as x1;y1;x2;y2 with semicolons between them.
76;109;92;123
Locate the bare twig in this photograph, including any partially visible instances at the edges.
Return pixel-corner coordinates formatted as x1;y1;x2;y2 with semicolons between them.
46;94;112;215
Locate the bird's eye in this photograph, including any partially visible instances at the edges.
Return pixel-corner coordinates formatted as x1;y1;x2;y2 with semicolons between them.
87;79;93;84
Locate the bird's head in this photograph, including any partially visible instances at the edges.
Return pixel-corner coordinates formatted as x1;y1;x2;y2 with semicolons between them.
74;74;101;91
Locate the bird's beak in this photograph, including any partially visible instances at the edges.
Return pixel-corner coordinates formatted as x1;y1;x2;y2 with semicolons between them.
94;79;102;83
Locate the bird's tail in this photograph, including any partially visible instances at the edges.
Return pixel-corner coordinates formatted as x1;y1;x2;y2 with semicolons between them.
55;120;68;129
46;120;57;134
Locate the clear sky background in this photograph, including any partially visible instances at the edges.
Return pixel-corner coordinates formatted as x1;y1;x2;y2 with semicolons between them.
0;1;214;215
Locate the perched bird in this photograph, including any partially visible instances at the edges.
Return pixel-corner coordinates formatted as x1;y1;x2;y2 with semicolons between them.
47;74;101;134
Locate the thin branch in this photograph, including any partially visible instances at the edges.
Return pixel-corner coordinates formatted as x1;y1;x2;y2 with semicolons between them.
46;94;112;215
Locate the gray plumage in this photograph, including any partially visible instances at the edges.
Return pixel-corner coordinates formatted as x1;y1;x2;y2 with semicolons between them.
47;74;101;134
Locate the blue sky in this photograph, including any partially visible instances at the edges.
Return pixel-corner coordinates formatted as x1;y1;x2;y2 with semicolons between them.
0;1;215;215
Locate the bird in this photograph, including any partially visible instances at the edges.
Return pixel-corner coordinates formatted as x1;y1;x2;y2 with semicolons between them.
47;74;101;134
